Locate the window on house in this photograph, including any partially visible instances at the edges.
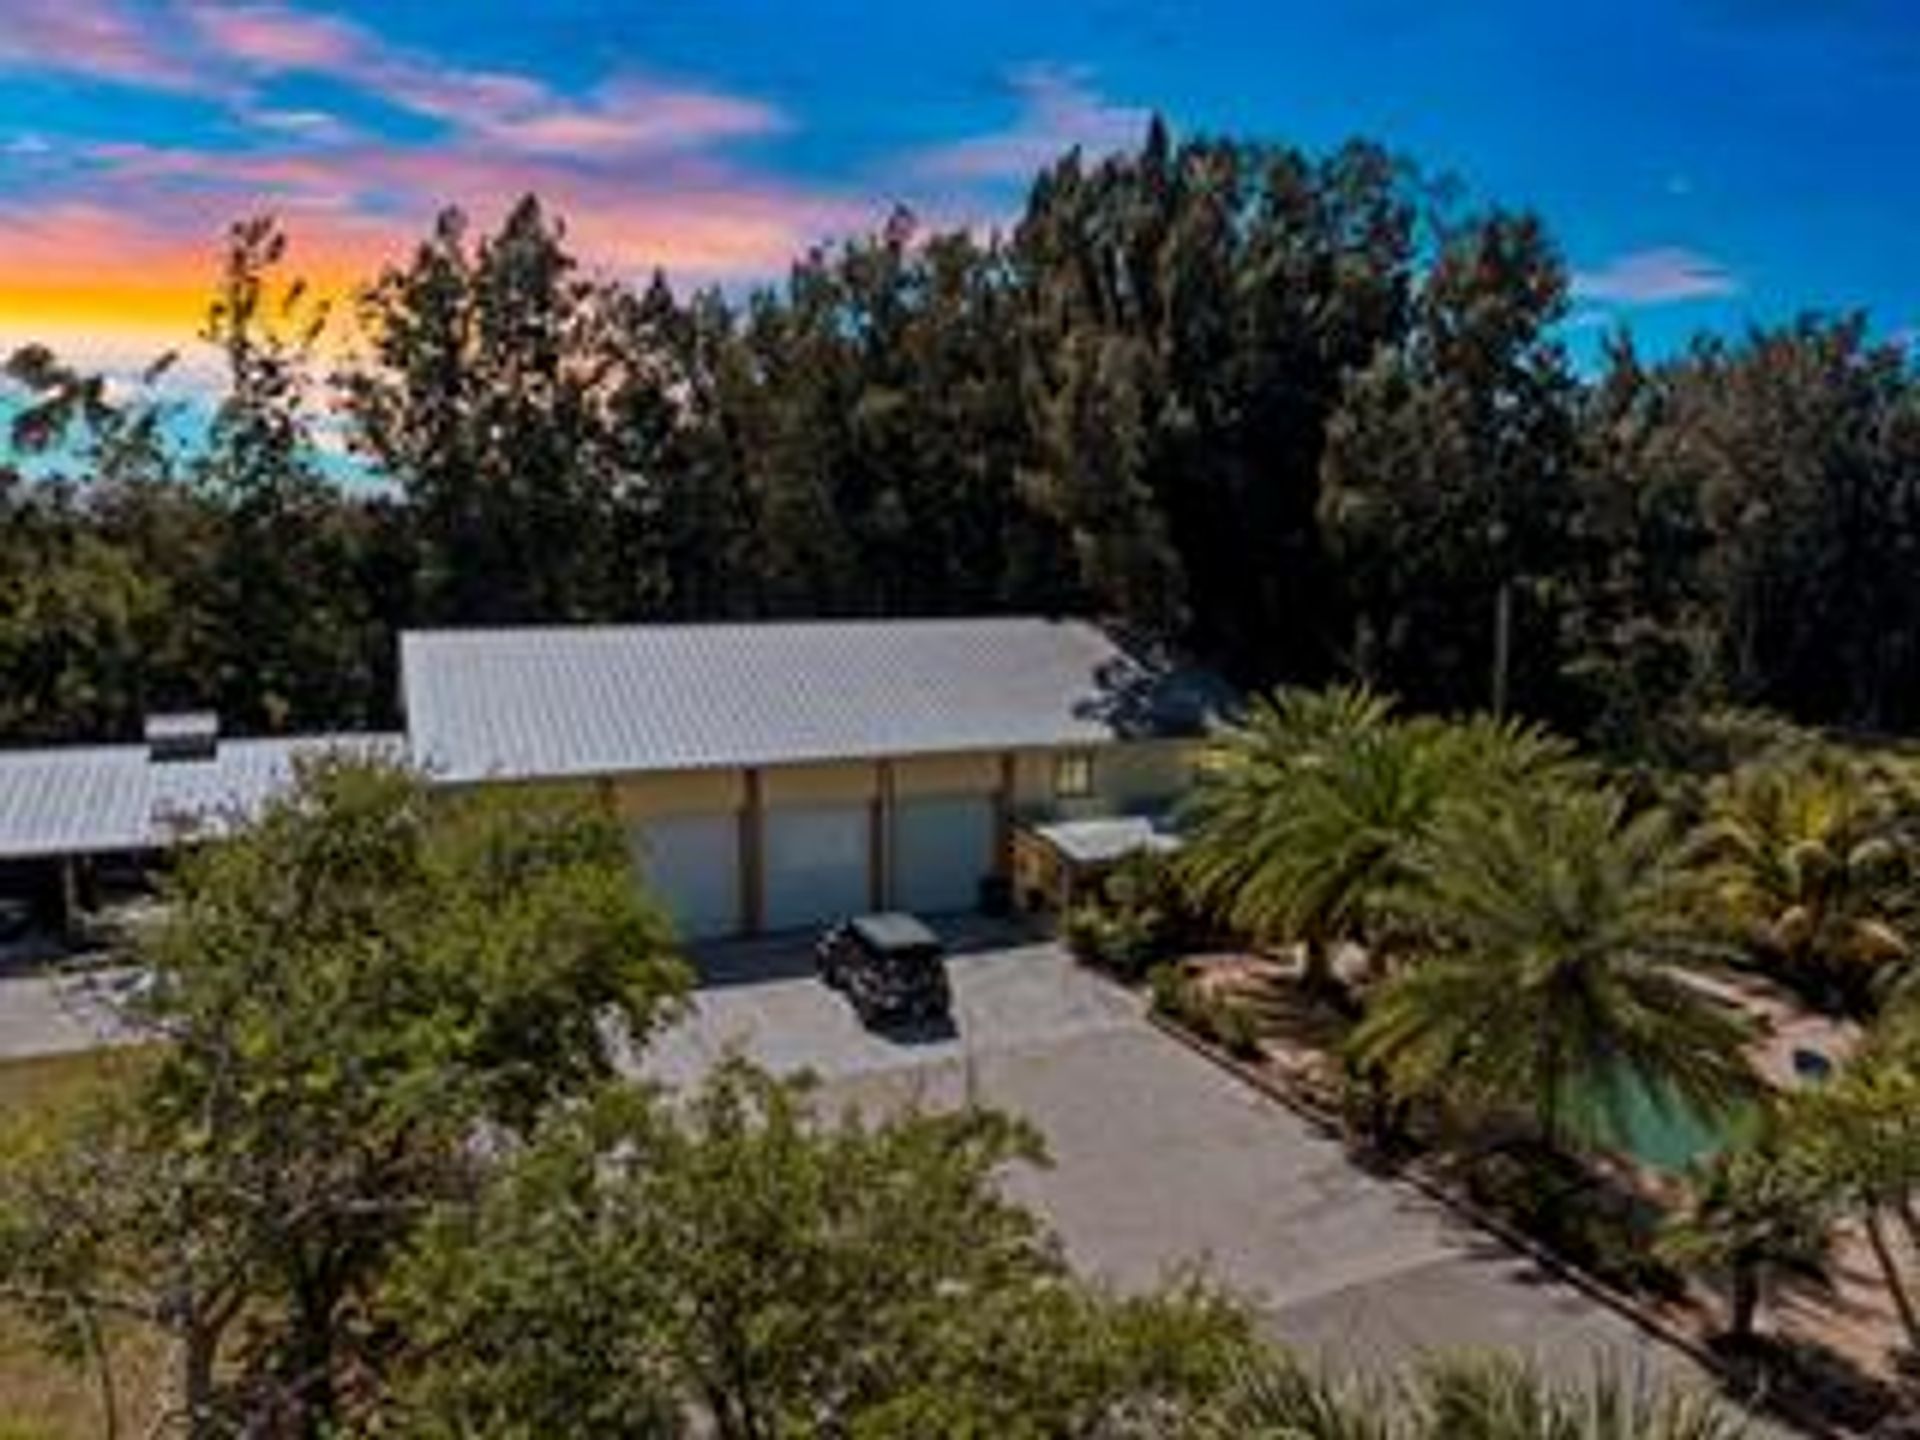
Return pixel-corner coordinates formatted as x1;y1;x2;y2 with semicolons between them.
1053;750;1094;799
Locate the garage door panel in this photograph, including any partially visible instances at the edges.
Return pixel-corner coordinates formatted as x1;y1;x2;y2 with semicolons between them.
892;794;994;915
632;813;740;940
764;804;870;932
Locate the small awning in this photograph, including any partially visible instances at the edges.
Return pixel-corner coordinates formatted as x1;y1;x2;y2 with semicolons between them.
1029;814;1182;867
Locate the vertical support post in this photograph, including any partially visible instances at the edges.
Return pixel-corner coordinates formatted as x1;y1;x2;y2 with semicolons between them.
741;767;764;936
870;759;893;912
57;856;79;944
994;751;1017;880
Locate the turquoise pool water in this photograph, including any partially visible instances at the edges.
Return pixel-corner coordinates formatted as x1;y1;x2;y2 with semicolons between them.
1568;1074;1752;1174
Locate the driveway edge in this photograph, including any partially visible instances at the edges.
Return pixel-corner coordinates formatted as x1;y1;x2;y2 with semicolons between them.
1141;1007;1837;1438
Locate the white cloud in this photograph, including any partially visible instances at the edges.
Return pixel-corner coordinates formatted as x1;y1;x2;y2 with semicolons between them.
913;65;1149;182
1572;246;1740;305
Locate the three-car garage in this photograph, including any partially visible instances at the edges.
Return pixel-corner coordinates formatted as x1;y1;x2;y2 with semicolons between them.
624;757;1008;940
400;618;1217;946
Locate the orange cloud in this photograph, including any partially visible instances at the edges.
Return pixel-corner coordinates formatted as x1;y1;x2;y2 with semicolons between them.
0;143;879;369
0;4;877;371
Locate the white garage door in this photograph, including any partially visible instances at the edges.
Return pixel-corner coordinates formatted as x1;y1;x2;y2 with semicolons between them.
763;804;871;932
892;794;995;915
631;813;740;940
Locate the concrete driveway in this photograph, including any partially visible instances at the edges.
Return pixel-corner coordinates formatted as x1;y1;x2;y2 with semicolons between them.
644;933;1783;1421
0;967;143;1059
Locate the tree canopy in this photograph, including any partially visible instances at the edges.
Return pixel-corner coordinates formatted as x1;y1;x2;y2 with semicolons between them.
3;125;1916;751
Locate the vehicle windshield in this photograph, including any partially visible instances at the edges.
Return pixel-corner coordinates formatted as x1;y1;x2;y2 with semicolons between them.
872;947;940;982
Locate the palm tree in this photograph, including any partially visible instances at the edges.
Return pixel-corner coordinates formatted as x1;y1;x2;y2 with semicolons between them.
1350;788;1757;1153
1686;751;1914;1014
1189;1352;1748;1438
1780;1033;1920;1353
1657;1138;1832;1345
1179;686;1577;998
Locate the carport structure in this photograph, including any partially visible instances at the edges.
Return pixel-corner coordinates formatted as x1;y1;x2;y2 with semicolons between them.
0;717;401;937
402;618;1229;939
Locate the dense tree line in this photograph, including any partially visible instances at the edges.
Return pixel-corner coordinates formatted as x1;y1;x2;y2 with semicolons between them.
3;121;1917;747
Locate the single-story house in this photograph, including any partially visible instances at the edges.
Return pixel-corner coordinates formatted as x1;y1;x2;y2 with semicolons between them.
0;617;1227;946
402;617;1227;939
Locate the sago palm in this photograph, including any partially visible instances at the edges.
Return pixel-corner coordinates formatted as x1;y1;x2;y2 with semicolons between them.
1186;1352;1747;1439
1686;752;1914;1013
1351;788;1757;1153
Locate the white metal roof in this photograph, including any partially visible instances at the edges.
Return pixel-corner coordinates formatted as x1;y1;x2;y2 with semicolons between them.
1031;814;1184;866
0;734;404;860
402;617;1224;783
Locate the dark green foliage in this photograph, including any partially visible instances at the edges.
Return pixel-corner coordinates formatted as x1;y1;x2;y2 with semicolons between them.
1148;962;1264;1060
3;128;1920;753
1066;849;1197;979
0;758;689;1435
390;1059;1252;1439
1350;787;1758;1153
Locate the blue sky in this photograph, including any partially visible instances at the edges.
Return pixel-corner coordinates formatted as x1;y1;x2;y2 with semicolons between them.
0;0;1914;370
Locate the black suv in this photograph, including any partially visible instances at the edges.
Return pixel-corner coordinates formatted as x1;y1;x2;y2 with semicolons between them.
815;913;953;1028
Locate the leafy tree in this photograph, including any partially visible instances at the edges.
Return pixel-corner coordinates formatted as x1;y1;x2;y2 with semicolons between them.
0;758;687;1437
343;198;665;626
1657;1138;1833;1344
1321;211;1579;719
0;347;220;740
1777;1023;1920;1354
391;1060;1250;1439
197;216;383;731
1350;788;1756;1152
1014;128;1420;678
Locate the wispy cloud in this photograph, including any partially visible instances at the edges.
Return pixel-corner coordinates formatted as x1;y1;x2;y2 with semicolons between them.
913;65;1148;182
0;0;212;94
1572;246;1740;305
61;140;870;278
0;1;895;371
183;3;786;158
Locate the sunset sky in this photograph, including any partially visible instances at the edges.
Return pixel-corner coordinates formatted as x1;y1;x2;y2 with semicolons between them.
1;0;1916;379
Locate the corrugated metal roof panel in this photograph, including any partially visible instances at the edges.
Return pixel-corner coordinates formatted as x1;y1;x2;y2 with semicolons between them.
402;617;1219;783
0;734;404;860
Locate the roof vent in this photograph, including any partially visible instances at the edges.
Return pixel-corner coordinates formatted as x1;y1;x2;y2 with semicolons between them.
145;712;219;764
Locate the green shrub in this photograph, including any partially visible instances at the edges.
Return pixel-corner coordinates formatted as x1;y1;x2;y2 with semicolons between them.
1062;906;1106;964
1066;849;1206;981
1147;962;1186;1018
1209;996;1262;1059
1147;964;1263;1061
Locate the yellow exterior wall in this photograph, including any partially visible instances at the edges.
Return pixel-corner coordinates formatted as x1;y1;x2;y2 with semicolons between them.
761;760;879;806
1012;739;1199;819
1098;739;1198;809
609;768;745;821
892;751;1001;797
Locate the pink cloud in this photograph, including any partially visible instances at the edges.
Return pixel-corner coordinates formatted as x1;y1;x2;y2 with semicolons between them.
182;3;361;71
1572;247;1741;305
477;80;785;157
913;65;1148;182
62;138;872;283
0;0;210;93
183;3;784;158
